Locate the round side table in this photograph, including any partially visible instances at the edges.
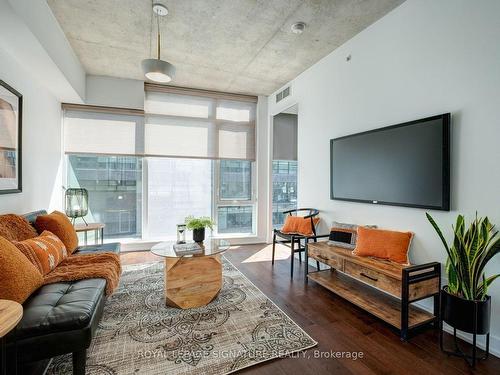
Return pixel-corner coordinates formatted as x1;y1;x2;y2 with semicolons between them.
0;300;23;375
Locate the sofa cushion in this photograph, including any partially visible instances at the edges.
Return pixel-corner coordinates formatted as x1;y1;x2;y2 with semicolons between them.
75;242;121;255
0;236;43;304
14;231;68;275
35;211;79;254
0;214;38;241
16;278;106;340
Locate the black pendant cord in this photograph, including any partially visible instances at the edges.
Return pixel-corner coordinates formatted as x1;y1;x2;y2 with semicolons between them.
157;12;161;60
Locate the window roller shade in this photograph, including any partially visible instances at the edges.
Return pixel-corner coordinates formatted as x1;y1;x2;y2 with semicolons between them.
64;88;257;161
145;90;256;161
63;110;144;156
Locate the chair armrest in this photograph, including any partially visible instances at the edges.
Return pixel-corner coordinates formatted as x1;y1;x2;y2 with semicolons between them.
303;213;319;219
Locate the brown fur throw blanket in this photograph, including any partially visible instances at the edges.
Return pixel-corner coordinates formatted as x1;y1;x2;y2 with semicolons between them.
43;252;121;295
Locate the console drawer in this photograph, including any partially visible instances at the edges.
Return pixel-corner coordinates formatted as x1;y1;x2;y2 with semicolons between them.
308;245;343;270
344;261;401;297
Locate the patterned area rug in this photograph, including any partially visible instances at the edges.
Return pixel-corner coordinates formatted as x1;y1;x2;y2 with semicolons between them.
47;258;317;374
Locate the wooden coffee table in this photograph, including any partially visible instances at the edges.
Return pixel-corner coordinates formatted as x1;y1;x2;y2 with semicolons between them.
150;239;230;309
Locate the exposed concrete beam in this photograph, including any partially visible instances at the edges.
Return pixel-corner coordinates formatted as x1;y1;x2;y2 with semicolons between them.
0;0;86;103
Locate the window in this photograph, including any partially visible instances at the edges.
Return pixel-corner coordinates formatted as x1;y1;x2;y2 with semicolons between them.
67;155;142;239
219;160;252;200
64;87;258;241
272;160;297;228
67;156;255;240
146;158;212;240
217;206;253;234
216;160;254;234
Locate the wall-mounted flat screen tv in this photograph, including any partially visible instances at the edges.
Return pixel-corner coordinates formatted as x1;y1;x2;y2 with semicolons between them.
330;114;450;210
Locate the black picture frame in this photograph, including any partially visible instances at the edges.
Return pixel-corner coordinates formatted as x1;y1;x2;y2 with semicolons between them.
330;113;451;211
0;80;22;194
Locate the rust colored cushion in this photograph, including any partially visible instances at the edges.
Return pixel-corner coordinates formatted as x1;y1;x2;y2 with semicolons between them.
281;216;320;236
0;214;38;242
353;226;413;264
13;231;68;275
0;236;43;304
34;211;79;254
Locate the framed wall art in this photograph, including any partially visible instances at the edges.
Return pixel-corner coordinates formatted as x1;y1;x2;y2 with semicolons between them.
0;80;22;194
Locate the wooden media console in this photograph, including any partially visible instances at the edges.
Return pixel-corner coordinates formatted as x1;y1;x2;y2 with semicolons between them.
305;242;441;340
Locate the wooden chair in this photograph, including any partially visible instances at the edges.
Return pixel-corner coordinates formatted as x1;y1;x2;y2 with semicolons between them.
272;208;321;278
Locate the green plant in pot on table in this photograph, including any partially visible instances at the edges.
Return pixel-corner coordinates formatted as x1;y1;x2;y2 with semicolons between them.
185;216;215;243
426;213;500;366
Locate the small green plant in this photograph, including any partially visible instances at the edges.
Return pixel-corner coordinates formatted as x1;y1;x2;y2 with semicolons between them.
426;213;500;301
185;216;215;231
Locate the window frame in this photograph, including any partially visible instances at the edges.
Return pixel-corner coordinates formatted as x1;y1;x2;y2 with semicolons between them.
213;159;256;236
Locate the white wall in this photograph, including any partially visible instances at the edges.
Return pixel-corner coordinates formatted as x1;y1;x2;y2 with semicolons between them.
7;0;86;101
0;48;63;213
268;0;500;354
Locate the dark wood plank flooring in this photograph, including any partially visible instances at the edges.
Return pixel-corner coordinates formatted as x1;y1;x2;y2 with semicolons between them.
121;244;500;375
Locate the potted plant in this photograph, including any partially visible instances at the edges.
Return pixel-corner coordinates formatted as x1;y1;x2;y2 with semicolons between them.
185;216;215;243
426;213;500;365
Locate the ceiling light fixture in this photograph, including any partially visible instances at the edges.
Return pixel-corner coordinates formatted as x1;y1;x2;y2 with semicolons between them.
291;22;306;34
141;3;175;83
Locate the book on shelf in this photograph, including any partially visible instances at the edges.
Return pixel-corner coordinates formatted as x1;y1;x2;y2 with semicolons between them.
173;242;203;256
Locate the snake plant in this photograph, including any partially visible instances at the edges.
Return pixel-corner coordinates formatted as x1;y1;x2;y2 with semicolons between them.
426;213;500;301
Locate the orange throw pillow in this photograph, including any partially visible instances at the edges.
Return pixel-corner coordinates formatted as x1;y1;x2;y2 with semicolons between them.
35;211;79;254
281;216;320;236
14;231;68;275
353;227;413;264
0;214;38;241
0;236;43;304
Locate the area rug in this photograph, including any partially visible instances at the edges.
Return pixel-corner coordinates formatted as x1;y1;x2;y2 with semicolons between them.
47;258;317;374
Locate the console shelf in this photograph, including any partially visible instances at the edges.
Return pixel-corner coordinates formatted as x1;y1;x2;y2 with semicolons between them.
308;270;435;329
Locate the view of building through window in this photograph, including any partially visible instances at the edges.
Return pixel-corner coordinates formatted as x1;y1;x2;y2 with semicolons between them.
67;155;143;239
217;160;253;234
272;160;298;228
67;155;255;239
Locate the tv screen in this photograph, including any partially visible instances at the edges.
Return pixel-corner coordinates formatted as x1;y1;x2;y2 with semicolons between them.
330;114;450;210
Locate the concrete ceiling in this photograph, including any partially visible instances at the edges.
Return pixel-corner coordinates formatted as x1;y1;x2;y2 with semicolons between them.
47;0;404;96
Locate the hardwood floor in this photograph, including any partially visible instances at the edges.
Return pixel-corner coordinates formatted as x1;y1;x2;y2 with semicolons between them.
122;244;500;375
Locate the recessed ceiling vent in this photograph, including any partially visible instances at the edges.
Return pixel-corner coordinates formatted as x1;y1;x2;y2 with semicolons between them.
276;86;291;103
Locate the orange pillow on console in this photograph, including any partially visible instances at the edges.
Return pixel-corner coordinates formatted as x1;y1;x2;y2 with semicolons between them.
281;216;320;236
0;236;43;304
353;226;413;264
35;211;79;254
14;231;68;275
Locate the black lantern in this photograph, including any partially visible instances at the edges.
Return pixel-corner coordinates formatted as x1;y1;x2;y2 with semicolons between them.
65;188;89;225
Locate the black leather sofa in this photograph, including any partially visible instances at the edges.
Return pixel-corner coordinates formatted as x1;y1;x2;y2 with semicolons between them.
6;211;120;375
